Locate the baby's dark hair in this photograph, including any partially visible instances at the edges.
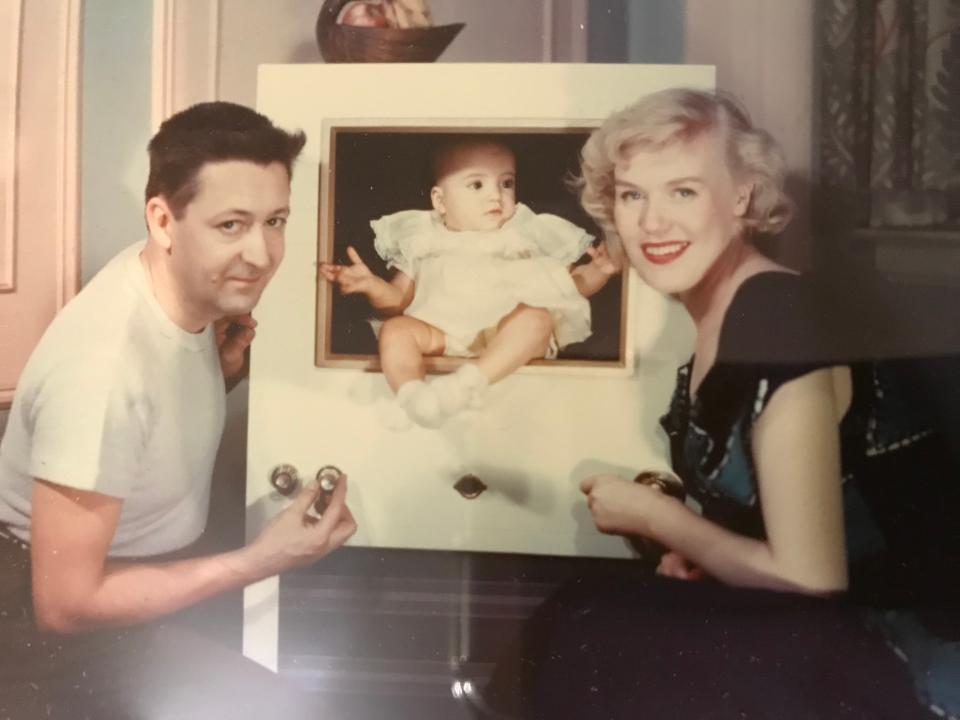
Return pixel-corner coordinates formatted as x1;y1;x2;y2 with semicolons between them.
145;101;306;218
429;135;516;185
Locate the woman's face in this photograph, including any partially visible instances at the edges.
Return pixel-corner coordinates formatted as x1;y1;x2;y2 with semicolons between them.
612;129;751;297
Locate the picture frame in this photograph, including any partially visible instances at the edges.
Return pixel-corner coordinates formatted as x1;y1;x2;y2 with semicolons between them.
316;124;630;374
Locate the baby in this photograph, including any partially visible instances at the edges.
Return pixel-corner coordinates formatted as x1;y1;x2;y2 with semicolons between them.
321;137;618;427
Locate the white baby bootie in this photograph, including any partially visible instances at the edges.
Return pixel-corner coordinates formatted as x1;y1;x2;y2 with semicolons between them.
395;379;444;428
431;363;490;419
378;397;413;432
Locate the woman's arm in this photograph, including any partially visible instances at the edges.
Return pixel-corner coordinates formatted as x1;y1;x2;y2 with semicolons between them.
583;367;849;594
319;246;414;316
30;477;356;634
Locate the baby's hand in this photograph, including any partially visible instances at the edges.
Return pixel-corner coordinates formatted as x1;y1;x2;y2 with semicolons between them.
319;246;375;294
584;241;621;276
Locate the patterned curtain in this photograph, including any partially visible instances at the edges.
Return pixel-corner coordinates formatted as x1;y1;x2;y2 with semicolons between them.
819;0;959;229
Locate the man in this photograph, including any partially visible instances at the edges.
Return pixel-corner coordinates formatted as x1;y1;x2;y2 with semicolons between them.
0;102;355;717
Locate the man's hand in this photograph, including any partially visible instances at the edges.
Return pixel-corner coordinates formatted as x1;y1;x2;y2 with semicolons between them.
214;313;257;388
242;475;357;579
319;246;377;295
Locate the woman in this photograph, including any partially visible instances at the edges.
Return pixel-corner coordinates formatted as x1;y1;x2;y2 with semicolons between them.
485;89;958;719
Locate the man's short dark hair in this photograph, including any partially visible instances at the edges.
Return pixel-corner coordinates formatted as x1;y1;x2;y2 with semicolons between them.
145;102;307;217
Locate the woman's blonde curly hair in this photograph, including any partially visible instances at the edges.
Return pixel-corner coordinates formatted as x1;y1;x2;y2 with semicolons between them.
575;88;794;254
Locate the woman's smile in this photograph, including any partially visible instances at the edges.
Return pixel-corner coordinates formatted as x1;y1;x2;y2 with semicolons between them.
640;241;690;264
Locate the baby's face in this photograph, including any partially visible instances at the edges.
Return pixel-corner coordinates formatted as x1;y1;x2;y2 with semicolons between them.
431;145;517;231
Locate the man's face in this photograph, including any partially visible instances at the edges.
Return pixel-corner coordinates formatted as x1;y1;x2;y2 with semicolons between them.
431;144;517;231
612;130;750;298
163;160;290;329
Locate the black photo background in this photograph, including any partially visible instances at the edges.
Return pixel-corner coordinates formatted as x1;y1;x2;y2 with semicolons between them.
322;129;624;363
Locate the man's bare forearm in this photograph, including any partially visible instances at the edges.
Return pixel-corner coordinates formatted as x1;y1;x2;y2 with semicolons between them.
37;546;264;634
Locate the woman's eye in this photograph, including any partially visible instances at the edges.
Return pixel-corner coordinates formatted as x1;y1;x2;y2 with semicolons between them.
219;220;241;232
468;180;483;190
675;187;697;199
618;190;643;202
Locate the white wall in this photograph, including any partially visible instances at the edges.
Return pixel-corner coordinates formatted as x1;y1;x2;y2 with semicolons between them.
683;0;815;267
217;0;322;107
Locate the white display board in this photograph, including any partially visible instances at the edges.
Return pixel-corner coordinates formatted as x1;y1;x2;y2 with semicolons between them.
244;64;709;669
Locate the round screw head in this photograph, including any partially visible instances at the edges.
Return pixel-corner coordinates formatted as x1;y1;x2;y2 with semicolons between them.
309;465;344;517
453;474;487;499
315;465;343;493
269;464;301;496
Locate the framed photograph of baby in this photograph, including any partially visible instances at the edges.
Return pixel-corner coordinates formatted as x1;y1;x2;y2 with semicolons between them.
316;126;628;375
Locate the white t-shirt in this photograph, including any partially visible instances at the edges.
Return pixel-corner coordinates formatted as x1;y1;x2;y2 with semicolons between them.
0;242;225;557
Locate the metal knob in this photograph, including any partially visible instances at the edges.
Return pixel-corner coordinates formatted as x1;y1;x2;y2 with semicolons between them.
269;464;301;496
633;470;685;501
628;470;685;559
453;474;487;499
311;465;343;516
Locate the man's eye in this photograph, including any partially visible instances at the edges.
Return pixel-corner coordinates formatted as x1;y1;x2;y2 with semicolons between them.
219;220;241;232
502;178;516;190
267;217;287;229
675;187;697;199
468;180;483;190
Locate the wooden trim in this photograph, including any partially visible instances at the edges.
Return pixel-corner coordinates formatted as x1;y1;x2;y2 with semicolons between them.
541;0;554;62
206;0;221;101
550;0;588;62
58;0;82;308
151;0;221;129
0;0;23;293
151;0;174;130
0;0;83;407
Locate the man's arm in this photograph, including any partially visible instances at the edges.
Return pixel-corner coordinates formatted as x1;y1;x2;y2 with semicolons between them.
30;477;355;634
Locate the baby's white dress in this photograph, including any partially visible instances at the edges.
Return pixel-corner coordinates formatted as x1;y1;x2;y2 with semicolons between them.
371;203;593;357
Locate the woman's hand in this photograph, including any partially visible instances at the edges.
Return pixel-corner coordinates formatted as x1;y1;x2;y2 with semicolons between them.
656;551;705;580
579;474;670;537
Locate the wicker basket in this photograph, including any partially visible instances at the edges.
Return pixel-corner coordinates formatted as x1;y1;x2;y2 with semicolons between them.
316;0;464;63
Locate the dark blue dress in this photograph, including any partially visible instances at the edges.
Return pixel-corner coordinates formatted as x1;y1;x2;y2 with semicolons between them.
486;271;958;719
661;271;959;614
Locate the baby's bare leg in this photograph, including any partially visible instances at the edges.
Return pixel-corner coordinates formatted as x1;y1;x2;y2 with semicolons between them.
428;306;552;420
475;304;554;383
379;316;445;391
